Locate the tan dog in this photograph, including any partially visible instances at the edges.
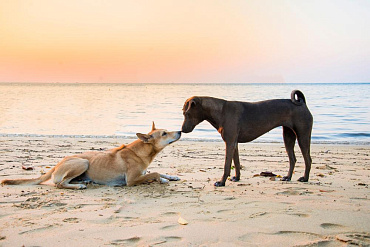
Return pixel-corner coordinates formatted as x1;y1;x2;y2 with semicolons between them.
1;123;181;189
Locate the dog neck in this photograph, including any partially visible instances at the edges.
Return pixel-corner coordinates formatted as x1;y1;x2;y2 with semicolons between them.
200;97;225;130
126;140;159;168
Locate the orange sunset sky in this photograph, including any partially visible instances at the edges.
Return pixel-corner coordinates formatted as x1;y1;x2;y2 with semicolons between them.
0;0;369;83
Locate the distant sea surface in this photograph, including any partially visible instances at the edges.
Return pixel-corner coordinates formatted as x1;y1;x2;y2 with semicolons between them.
0;83;369;144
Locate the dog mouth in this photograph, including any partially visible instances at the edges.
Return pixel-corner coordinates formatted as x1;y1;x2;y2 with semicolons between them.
168;132;181;144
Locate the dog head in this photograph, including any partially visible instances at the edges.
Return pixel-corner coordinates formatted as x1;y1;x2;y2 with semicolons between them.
181;97;204;133
136;122;181;151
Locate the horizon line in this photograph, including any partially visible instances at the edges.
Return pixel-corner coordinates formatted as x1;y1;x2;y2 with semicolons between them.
1;81;369;85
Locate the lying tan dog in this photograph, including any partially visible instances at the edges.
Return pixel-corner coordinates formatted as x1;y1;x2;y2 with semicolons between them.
1;123;181;189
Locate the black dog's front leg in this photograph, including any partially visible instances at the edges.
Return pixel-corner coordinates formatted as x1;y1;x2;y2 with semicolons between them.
215;142;236;187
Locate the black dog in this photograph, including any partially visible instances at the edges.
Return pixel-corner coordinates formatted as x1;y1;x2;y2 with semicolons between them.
181;90;313;187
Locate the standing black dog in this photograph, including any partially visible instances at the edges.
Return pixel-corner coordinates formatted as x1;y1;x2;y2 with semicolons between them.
181;90;313;187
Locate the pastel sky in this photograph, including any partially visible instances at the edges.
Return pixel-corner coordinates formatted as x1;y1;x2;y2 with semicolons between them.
0;0;369;83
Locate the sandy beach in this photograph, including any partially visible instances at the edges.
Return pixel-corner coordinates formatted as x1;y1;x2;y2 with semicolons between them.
0;136;369;246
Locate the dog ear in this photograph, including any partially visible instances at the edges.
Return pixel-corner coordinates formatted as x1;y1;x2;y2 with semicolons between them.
185;98;197;113
152;121;156;131
136;133;153;143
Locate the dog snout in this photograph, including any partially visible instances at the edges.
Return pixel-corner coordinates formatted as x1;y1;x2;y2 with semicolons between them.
181;123;188;133
181;125;193;133
176;131;182;138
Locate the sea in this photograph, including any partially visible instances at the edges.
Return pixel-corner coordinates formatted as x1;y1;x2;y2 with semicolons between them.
0;83;369;145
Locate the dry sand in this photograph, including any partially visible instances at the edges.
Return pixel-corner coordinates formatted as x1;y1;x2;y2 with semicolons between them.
0;136;369;246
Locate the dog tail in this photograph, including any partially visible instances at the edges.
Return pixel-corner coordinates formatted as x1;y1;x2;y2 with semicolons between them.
291;90;306;106
1;167;55;186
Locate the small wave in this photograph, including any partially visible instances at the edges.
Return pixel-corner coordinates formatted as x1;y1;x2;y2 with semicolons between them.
343;118;359;122
312;136;330;140
340;132;370;138
195;128;215;132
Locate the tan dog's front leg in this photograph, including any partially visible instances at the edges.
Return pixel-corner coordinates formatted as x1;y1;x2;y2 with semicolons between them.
126;170;161;186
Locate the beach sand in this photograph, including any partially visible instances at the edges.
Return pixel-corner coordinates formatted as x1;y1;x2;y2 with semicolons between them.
0;136;369;246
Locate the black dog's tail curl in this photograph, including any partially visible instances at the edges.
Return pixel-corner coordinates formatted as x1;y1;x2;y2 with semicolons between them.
291;90;306;106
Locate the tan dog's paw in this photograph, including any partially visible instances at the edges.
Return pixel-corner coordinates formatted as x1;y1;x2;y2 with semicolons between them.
78;184;87;189
160;178;169;183
161;174;180;181
168;176;180;181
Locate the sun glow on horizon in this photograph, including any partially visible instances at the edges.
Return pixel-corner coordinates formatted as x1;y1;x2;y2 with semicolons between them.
0;0;369;83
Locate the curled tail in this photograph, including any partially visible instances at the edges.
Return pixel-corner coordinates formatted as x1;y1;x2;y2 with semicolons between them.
291;90;306;106
1;167;55;186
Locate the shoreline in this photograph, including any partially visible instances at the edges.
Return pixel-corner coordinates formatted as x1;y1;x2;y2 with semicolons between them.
0;134;369;146
0;136;369;246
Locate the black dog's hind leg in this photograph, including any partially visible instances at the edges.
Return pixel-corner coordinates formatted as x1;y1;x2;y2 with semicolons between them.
297;131;312;182
282;127;297;181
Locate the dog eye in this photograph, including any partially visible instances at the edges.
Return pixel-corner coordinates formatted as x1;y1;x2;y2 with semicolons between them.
162;132;167;136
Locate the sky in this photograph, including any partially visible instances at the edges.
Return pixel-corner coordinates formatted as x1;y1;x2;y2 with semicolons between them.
0;0;369;83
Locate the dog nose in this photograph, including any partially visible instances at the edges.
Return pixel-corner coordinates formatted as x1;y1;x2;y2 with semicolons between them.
181;129;190;133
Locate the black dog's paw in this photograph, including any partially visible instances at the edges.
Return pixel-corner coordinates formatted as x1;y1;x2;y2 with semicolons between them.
231;176;240;182
214;181;225;187
298;177;308;182
281;176;291;181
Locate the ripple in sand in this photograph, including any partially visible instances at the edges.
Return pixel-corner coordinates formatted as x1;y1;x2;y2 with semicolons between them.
111;236;141;245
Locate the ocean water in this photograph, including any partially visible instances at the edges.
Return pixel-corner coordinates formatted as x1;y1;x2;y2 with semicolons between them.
0;83;369;144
